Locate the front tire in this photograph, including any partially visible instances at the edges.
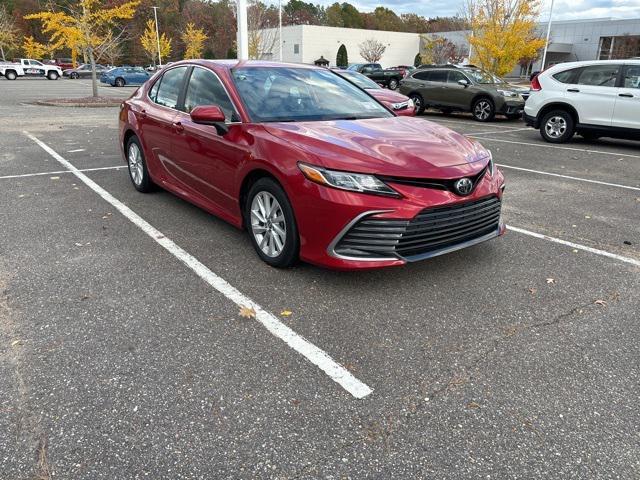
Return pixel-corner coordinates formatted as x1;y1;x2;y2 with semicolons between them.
126;136;154;192
540;110;575;143
246;178;299;268
409;93;425;115
472;98;495;122
47;71;59;80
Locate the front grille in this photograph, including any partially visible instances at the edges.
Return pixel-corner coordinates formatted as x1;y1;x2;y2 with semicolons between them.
378;165;487;194
333;196;501;260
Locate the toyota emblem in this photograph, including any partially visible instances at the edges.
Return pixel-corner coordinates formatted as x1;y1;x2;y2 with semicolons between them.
454;177;473;195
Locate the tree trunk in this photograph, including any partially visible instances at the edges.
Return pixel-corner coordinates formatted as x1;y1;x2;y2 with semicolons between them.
0;45;5;62
88;47;98;98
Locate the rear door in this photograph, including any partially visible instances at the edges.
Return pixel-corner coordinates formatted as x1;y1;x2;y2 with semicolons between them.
137;66;188;184
421;69;448;105
611;64;640;130
171;66;247;215
565;64;621;126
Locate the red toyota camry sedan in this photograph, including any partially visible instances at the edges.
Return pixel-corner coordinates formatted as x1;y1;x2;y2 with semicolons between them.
119;60;505;270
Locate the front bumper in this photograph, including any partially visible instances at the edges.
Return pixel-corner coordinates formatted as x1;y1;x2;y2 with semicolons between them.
294;167;506;270
497;99;525;116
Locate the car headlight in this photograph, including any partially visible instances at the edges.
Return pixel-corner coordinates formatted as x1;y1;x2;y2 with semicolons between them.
298;163;400;197
497;89;517;97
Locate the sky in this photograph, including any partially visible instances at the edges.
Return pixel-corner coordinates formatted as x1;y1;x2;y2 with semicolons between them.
325;0;640;22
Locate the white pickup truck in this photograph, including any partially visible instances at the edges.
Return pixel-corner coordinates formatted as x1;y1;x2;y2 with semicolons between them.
0;59;62;80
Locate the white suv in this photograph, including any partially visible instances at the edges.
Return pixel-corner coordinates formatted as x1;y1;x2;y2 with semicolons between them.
524;60;640;143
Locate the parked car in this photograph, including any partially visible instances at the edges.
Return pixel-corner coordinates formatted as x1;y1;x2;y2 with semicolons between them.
524;59;640;143
46;58;74;70
334;69;415;116
63;63;108;79
100;66;150;86
399;66;525;121
389;65;416;77
347;63;405;90
0;59;62;80
119;61;505;269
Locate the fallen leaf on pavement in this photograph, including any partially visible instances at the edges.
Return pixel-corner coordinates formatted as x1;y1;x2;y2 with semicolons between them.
594;299;607;306
546;278;555;284
467;402;480;409
239;306;256;319
50;176;60;180
280;310;292;317
11;340;22;347
528;287;537;295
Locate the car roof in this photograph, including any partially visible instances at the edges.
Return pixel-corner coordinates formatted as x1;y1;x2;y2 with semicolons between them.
178;59;322;71
542;59;640;74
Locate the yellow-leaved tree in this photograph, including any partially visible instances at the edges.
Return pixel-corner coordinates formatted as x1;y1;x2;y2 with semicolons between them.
464;0;545;76
22;36;49;60
141;19;172;67
181;22;207;59
25;0;140;97
0;6;19;61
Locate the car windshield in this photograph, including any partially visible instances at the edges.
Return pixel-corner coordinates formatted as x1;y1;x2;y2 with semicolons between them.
337;70;381;90
231;66;392;123
462;68;504;84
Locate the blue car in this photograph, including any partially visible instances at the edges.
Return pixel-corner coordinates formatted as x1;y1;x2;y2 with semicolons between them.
100;66;150;87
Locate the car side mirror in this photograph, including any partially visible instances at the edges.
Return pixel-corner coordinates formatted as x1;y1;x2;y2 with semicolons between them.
190;105;229;135
458;79;469;87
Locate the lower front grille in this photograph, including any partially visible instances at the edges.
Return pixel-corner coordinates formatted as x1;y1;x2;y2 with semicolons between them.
333;196;501;260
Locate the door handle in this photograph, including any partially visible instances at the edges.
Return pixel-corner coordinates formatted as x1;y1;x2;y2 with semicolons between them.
618;93;634;98
173;121;184;133
567;88;580;93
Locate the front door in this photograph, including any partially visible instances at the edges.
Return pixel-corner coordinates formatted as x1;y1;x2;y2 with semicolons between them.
171;66;248;217
445;70;473;109
612;64;640;130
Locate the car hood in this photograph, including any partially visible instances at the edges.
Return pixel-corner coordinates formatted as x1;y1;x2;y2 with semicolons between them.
367;89;410;104
263;116;488;178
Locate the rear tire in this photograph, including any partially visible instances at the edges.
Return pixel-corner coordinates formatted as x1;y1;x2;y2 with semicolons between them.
409;93;425;115
540;110;575;143
245;178;299;268
115;77;125;87
388;78;399;90
126;136;154;193
5;70;17;80
70;72;79;79
472;97;495;122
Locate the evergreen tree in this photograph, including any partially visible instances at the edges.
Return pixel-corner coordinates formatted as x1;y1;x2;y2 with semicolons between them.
336;43;348;67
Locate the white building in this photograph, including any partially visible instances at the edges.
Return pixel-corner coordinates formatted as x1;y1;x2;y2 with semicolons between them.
259;18;640;77
259;25;421;68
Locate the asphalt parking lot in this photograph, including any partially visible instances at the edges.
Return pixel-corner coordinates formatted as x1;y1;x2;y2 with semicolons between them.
1;78;639;479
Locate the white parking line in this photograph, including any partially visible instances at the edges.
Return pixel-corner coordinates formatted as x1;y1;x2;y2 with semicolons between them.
0;165;125;180
497;164;640;191
25;131;373;400
469;128;531;136
468;136;640;159
428;117;525;130
508;225;640;268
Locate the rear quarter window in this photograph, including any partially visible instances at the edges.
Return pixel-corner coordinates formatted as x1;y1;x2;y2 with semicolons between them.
552;69;577;84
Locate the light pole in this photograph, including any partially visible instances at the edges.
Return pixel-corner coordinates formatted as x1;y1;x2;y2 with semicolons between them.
278;0;283;61
152;6;162;67
540;0;555;70
237;0;249;60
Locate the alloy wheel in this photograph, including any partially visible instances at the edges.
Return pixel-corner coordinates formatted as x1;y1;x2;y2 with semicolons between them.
127;142;144;186
250;191;286;258
545;116;567;138
474;100;491;120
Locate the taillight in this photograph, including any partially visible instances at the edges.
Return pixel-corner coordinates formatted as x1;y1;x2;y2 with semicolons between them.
531;75;541;91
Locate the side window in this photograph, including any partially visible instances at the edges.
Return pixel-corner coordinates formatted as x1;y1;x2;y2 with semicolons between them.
412;71;430;81
576;64;621;87
148;78;161;102
427;70;447;82
447;70;467;83
183;68;237;121
155;66;188;109
552;69;577;84
623;65;640;89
